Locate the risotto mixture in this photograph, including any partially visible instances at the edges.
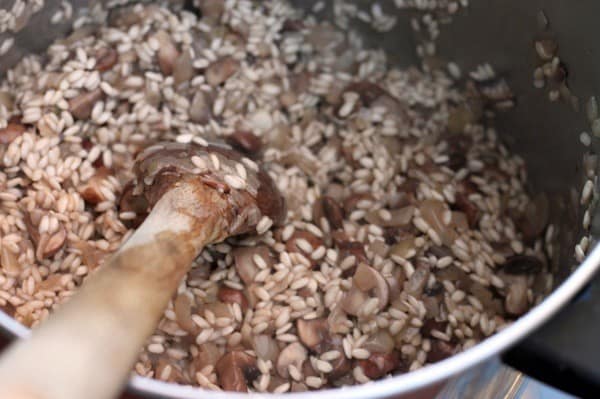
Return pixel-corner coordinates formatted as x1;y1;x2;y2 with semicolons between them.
0;0;551;393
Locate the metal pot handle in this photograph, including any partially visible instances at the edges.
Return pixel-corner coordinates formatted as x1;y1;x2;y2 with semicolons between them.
502;271;600;398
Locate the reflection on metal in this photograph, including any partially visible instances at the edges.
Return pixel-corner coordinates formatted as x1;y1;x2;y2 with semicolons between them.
437;359;524;399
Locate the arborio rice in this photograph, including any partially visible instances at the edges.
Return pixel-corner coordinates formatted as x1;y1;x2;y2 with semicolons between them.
0;0;552;393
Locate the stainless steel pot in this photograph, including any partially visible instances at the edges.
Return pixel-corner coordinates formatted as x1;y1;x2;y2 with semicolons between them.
0;0;598;398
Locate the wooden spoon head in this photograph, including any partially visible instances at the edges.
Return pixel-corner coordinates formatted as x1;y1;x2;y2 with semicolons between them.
126;141;286;239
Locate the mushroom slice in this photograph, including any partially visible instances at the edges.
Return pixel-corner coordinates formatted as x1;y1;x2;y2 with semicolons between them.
351;264;390;312
276;342;307;378
232;245;272;284
358;350;402;379
296;318;328;351
216;351;258;392
252;334;280;363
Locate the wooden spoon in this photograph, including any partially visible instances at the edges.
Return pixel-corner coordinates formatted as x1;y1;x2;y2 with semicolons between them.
0;142;285;399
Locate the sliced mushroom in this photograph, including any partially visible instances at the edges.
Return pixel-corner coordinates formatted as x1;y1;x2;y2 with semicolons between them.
189;90;213;124
435;267;469;293
454;192;479;228
0;247;21;277
421;318;448;339
386;267;406;301
279;91;297;107
354;264;389;307
324;183;346;203
279;149;320;178
244;283;260;309
37;114;57;137
252;334;279;363
467;280;497;312
233;245;272;284
281;18;305;32
363;330;395;353
206;56;240;86
225;28;246;48
327;307;349;335
368;239;389;258
193;343;221;373
267;375;291;392
296;318;328;351
343;193;374;213
505;275;529;316
24;210;42;245
306;23;345;53
344;81;386;106
447;104;479;134
419;199;457;245
263;123;292;150
216;351;258;392
203;301;233;319
404;265;430;297
342;264;389;315
107;5;142;27
312;199;326;228
197;0;225;21
451;211;469;231
323;334;353;380
365;206;415;228
340;285;368;316
38;274;68;292
69;88;104;120
42;226;67;259
425;245;451;259
335;239;368;276
276;342;307;378
291;382;309;392
0;91;14;110
95;47;118;71
218;285;249;311
0;122;25;144
427;341;456;363
395;179;419;206
285;230;324;266
173;50;194;85
302;357;320;379
321;196;344;230
154;31;179;76
389;235;416;259
226;130;262;156
82;185;106;208
358;350;402;379
422;296;441;319
373;95;410;128
24;211;66;260
79;168;110;205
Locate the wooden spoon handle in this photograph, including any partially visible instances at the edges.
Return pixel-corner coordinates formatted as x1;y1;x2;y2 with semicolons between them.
0;197;200;399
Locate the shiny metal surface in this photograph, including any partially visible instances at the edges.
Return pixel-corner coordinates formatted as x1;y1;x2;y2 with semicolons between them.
436;359;524;399
0;0;598;398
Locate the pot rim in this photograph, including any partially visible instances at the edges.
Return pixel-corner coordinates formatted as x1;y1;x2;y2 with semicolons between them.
1;245;598;398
